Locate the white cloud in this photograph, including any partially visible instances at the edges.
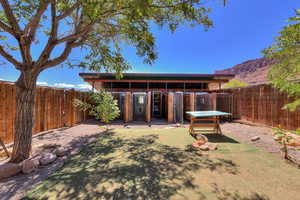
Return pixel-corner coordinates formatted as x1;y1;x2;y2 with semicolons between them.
37;81;48;86
76;83;92;90
54;83;75;88
47;82;92;90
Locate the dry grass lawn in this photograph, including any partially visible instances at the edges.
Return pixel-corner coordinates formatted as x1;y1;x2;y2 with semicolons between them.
23;128;300;200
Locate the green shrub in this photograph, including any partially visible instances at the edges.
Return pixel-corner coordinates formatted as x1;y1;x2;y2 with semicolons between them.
74;91;120;124
223;80;248;89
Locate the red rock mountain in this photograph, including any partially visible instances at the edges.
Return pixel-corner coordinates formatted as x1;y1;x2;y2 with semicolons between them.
215;58;276;85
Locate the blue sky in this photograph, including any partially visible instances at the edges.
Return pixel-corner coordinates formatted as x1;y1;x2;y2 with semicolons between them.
0;0;299;90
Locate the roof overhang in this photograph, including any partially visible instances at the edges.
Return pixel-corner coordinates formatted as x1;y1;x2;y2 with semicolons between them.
79;73;235;82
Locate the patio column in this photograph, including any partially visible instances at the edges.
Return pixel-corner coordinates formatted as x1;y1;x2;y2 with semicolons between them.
167;92;174;123
124;92;133;122
189;93;195;120
146;91;151;123
211;93;217;111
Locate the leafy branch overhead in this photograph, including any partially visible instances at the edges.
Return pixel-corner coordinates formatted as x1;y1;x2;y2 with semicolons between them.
263;9;300;111
0;0;219;77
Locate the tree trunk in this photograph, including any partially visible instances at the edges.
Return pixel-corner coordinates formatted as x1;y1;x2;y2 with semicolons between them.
10;70;38;163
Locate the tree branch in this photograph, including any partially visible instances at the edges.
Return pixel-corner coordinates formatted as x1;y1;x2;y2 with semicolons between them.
0;0;21;35
24;0;50;40
41;41;80;69
36;1;58;67
41;31;89;70
0;45;22;68
0;0;33;65
0;20;14;35
55;26;91;44
57;1;80;21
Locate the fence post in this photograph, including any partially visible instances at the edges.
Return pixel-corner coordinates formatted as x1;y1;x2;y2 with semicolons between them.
167;92;174;123
211;93;217;111
124;92;132;123
146;91;151;123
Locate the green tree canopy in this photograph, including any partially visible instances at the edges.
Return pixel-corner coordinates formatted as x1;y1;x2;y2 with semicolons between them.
0;0;225;162
263;9;300;111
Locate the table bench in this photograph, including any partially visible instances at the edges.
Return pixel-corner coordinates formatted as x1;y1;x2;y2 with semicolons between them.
186;111;231;137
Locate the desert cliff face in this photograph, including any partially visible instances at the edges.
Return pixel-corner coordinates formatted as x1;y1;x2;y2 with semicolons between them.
216;58;276;84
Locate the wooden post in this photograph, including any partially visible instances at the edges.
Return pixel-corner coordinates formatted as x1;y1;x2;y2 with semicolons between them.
146;91;151;123
167;92;174;123
190;93;195;112
124;92;132;122
124;92;129;122
211;93;217;111
129;93;133;121
189;93;195;120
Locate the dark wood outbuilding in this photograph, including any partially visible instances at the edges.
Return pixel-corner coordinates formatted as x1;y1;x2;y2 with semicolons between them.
79;73;234;123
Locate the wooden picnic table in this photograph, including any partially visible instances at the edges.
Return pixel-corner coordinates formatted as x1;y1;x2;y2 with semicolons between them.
186;111;231;137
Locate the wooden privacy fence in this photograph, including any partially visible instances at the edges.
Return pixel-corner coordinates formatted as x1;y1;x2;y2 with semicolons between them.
0;81;90;144
216;84;300;130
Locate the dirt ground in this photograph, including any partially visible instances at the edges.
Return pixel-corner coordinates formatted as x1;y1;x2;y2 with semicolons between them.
0;120;299;200
0;121;103;200
221;122;300;165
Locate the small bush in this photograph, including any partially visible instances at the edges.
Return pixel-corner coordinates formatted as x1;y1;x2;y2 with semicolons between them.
223;80;248;89
74;91;120;124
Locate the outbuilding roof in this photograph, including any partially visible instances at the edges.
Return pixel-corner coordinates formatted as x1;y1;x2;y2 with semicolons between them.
79;73;235;81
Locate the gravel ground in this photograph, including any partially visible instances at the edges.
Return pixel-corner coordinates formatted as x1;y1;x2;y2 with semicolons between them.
0;121;103;200
221;122;300;165
0;120;299;200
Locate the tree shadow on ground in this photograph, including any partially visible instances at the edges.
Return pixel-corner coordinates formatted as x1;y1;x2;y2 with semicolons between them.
205;134;240;144
0;131;102;200
24;130;240;200
211;183;270;200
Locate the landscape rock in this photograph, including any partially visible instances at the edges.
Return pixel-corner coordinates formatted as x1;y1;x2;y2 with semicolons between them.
39;153;57;165
251;136;260;142
196;134;208;144
286;133;300;147
54;147;69;157
0;162;22;179
199;144;210;151
22;156;40;174
192;142;201;148
193;142;218;151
